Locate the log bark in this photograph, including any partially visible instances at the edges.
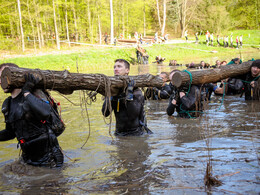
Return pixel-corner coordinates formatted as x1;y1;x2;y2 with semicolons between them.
1;67;163;96
172;61;253;87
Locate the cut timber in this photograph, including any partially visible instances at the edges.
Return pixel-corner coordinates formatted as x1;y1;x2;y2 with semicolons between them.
1;67;163;96
117;39;137;43
172;61;253;87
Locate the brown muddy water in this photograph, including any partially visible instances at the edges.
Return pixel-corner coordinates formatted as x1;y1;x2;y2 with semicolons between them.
0;64;259;194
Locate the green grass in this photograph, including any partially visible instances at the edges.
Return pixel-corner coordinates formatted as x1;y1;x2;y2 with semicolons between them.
0;30;259;72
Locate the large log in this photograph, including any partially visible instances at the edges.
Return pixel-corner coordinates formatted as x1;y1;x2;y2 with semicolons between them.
172;61;253;87
1;67;163;96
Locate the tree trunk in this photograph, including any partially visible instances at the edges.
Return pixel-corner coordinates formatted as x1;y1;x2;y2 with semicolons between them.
110;0;114;44
17;0;25;52
27;0;36;50
143;0;146;36
171;61;254;87
65;0;71;47
156;0;161;29
53;0;60;50
73;0;78;42
97;14;102;44
1;67;163;97
161;0;166;36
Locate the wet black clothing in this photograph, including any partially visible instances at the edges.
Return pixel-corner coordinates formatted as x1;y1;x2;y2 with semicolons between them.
167;85;203;118
238;73;260;100
0;91;63;167
145;84;172;100
102;88;151;136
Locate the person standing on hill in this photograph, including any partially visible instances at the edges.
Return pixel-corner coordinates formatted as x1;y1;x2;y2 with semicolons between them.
239;35;243;48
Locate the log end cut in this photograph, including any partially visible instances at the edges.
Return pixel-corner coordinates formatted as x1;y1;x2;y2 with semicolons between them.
1;67;13;90
171;72;183;88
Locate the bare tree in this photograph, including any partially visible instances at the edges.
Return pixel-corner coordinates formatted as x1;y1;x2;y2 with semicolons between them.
17;0;25;52
65;0;70;47
73;0;78;42
143;0;146;36
110;0;114;44
161;0;167;36
26;0;36;50
156;0;162;29
53;0;60;50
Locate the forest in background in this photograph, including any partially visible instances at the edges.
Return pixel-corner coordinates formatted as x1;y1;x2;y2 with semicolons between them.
0;0;259;51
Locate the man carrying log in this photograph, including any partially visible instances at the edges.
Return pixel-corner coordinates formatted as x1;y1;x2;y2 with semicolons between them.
102;59;152;136
0;63;64;167
145;72;172;100
167;70;213;118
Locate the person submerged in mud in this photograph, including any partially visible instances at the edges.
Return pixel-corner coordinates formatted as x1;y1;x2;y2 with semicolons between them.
167;70;214;118
0;63;64;167
102;59;152;136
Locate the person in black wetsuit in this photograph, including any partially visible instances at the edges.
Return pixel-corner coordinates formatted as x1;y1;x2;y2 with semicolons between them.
0;63;63;167
145;72;172;100
102;59;151;136
167;70;213;118
239;60;260;100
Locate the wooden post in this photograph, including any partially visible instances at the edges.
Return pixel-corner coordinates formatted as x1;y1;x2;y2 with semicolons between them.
172;61;253;87
1;67;163;96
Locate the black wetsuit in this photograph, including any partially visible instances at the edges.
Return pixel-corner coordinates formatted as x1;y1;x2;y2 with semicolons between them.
145;84;172;100
0;92;63;167
239;73;260;100
167;85;203;118
102;88;151;136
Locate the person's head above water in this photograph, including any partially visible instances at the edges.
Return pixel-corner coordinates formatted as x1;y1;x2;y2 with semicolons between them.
114;59;130;76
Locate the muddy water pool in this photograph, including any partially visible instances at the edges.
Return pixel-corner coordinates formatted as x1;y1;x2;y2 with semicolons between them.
0;64;259;194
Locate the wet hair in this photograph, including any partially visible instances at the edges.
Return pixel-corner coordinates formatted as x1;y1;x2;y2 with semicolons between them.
0;63;19;70
115;59;130;70
251;59;260;69
221;61;227;65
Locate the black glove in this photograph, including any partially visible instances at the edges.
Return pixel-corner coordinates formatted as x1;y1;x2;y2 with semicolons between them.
126;79;135;101
22;73;39;93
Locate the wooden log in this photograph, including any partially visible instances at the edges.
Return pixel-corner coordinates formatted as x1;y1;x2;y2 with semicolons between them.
1;67;163;96
172;61;253;87
117;39;137;43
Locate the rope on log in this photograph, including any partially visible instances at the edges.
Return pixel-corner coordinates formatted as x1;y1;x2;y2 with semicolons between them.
171;61;253;87
1;67;163;96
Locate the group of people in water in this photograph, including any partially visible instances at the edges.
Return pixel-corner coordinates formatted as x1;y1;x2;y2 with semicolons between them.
0;58;259;168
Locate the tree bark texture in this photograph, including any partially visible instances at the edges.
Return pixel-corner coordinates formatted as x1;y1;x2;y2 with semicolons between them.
172;61;253;87
1;67;163;97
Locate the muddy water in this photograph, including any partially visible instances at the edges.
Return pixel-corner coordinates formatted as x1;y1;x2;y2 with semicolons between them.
0;64;259;194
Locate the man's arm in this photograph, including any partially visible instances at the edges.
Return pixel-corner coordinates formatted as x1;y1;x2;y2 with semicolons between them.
24;93;51;120
0;124;16;141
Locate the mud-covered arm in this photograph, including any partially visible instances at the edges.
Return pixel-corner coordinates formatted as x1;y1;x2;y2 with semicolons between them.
0;124;16;141
24;93;51;120
180;85;199;110
102;97;113;117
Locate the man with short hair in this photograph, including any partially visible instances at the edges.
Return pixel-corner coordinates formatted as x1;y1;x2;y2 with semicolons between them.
0;63;64;167
102;59;151;136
